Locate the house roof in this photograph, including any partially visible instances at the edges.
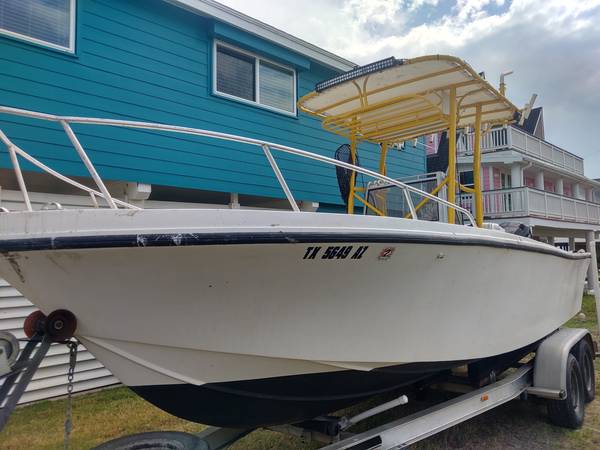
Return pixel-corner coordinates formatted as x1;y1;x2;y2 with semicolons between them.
165;0;356;71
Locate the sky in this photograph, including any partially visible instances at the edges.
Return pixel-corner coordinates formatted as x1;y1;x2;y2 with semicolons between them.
218;0;600;178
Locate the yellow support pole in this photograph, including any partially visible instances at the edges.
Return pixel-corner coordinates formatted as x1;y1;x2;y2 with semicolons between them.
447;87;457;224
353;192;386;217
459;184;475;194
473;104;483;227
347;132;357;214
379;142;388;176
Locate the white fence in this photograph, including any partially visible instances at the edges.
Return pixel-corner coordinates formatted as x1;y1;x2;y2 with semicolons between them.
459;126;585;176
460;187;600;224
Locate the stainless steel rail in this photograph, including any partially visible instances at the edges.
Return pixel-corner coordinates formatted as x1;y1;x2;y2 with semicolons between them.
0;105;475;225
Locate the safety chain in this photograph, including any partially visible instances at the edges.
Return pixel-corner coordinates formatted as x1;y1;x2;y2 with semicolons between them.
64;339;79;450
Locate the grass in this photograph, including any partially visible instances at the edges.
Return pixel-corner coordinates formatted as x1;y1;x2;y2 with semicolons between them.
1;296;598;449
0;387;319;450
567;294;599;334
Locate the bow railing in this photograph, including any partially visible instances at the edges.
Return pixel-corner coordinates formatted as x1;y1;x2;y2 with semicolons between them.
0;105;475;226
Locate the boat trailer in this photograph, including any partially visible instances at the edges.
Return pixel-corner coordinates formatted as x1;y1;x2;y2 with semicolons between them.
0;310;78;431
1;310;596;450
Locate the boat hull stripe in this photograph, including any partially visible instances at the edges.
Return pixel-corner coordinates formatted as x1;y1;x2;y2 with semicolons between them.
0;232;588;260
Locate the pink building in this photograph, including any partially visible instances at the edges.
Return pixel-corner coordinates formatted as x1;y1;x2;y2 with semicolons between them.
427;107;600;245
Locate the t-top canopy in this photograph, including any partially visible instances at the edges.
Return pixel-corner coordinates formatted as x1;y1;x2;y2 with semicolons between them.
298;55;520;144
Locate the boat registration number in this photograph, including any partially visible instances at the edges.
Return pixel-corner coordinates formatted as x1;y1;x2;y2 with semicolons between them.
302;245;368;260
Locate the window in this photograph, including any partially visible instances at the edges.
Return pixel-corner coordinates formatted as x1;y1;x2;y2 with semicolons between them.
459;171;474;187
216;45;255;102
500;172;511;189
214;41;296;115
259;61;294;112
0;0;75;52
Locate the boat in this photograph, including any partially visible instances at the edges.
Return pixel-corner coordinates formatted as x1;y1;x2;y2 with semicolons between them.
0;55;590;428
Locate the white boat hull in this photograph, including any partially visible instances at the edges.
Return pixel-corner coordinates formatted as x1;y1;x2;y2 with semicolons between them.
0;209;589;426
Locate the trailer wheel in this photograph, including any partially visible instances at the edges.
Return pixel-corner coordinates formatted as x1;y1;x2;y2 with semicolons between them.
576;339;595;403
0;331;19;368
93;431;203;449
547;353;585;429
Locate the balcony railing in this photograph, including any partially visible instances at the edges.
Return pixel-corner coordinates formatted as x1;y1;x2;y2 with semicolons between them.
458;126;585;175
459;187;600;224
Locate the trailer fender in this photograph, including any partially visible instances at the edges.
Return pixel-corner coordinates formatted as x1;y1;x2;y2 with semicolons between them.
533;328;593;395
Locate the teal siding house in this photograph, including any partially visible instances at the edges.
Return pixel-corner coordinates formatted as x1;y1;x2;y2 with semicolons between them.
0;0;426;211
0;0;427;404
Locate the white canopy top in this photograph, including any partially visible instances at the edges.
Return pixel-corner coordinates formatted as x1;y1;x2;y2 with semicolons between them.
298;55;519;144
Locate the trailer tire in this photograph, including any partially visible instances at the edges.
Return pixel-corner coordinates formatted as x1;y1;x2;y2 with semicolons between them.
0;331;19;368
547;353;585;429
576;339;595;403
93;431;203;450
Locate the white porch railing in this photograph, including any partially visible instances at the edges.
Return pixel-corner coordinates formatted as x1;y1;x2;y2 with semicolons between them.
459;187;600;224
458;126;585;175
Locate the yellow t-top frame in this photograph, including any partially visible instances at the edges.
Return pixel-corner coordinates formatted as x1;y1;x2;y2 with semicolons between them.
298;55;520;226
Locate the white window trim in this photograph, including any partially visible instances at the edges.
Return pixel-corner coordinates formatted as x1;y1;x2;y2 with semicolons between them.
213;39;297;117
0;0;76;53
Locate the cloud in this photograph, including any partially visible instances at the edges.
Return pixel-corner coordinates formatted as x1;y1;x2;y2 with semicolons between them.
218;0;600;178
